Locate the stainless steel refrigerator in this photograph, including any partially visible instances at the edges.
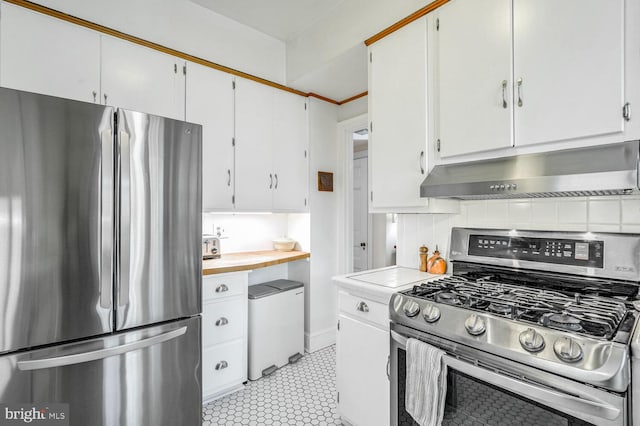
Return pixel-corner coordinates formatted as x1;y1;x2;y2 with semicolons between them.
0;87;202;425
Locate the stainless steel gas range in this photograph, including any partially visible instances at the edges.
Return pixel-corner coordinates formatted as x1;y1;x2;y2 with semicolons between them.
389;228;640;426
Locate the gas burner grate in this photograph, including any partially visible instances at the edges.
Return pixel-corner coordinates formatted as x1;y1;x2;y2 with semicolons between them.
404;275;630;340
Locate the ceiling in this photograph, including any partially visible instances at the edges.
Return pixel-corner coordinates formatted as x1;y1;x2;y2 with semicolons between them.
190;0;427;102
190;0;346;42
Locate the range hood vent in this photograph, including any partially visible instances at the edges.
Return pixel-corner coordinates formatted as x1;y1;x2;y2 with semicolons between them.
420;141;640;200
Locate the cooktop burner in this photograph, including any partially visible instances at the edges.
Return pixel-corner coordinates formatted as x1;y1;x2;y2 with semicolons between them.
402;269;635;340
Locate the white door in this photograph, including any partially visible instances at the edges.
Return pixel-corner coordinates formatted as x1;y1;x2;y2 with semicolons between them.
185;62;235;210
101;36;185;120
513;0;624;146
336;314;389;426
0;3;101;103
234;78;274;211
436;0;513;158
368;17;429;209
353;157;369;272
272;90;309;211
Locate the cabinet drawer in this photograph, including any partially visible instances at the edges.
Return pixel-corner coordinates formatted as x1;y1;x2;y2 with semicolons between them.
338;291;388;328
203;299;245;347
203;273;247;302
202;339;245;396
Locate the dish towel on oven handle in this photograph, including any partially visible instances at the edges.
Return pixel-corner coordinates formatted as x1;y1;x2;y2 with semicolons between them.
405;338;448;426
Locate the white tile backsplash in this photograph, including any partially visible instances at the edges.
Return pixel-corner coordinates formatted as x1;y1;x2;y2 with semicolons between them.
395;195;640;268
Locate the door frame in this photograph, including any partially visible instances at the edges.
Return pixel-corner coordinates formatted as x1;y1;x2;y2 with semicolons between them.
336;113;368;275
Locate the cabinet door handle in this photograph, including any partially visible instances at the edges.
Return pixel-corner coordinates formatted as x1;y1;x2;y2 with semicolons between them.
419;151;425;175
227;169;231;186
386;355;391;380
274;173;278;189
215;317;229;326
269;173;273;189
516;78;523;107
501;80;508;109
215;284;229;293
356;301;369;313
103;93;108;104
93;91;97;103
215;360;228;370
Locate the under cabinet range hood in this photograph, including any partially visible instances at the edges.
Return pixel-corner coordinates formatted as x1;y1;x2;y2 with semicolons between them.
420;141;640;199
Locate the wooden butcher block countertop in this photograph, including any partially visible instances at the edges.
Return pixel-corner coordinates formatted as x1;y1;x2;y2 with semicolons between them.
202;250;310;275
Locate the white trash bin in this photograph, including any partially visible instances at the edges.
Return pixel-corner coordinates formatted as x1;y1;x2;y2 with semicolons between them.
248;279;304;380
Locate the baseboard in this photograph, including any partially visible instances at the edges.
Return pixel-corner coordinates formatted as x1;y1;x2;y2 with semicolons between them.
305;326;336;353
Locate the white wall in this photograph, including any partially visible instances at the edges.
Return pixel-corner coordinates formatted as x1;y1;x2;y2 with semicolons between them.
338;95;368;122
28;0;286;83
395;196;640;269
306;97;339;351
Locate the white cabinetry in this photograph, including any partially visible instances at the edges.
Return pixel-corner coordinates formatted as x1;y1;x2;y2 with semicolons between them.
432;0;631;160
368;16;458;213
101;36;185;120
0;3;101;103
202;272;248;401
235;77;308;212
336;290;390;426
186;62;235;211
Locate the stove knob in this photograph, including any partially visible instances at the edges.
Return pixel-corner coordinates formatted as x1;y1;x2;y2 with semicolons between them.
403;301;420;318
519;328;545;353
553;337;583;363
422;304;441;323
464;314;486;336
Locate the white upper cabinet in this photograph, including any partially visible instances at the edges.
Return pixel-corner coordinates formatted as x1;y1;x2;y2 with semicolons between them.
234;78;275;212
101;36;185;120
368;16;459;213
432;0;633;161
434;0;513;158
272;89;309;211
0;3;100;103
513;0;624;147
235;77;308;212
185;62;235;211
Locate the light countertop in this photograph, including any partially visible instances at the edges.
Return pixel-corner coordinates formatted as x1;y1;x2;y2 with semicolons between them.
202;250;310;275
333;266;444;304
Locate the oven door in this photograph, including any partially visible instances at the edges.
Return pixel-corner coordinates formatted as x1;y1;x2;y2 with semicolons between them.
390;325;627;426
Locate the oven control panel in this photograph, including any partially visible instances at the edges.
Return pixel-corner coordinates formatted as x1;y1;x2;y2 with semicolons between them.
468;235;604;268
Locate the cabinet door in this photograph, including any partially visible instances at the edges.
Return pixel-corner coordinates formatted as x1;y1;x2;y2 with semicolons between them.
0;3;100;103
272;90;309;211
336;314;389;426
186;62;235;211
435;0;512;158
101;36;185;120
369;17;428;209
513;0;624;146
234;78;274;211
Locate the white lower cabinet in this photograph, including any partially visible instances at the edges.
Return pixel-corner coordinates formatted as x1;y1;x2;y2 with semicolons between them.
336;291;390;426
202;272;248;402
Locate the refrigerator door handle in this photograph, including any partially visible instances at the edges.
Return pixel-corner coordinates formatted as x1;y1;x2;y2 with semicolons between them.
118;128;131;307
17;326;187;371
100;128;114;309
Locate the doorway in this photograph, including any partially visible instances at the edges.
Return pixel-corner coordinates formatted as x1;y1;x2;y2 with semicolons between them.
352;131;371;272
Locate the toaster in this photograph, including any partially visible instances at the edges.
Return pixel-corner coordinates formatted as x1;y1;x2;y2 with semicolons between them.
202;235;221;260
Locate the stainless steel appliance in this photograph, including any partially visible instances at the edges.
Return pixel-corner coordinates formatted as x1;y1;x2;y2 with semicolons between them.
390;227;640;426
420;140;640;199
0;87;202;425
203;234;221;259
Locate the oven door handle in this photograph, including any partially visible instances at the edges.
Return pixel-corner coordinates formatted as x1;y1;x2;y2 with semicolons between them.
444;355;620;421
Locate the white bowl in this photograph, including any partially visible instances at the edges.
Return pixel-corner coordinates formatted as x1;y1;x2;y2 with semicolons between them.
273;238;296;251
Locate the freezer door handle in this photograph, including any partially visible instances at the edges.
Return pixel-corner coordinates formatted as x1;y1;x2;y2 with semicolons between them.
118;128;131;307
100;128;114;309
17;326;187;371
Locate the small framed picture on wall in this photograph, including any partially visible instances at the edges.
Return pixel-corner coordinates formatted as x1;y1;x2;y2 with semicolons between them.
318;171;333;192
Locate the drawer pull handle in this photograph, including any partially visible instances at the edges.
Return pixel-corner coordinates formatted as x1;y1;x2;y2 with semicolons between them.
215;317;229;326
215;284;229;293
215;360;228;370
356;301;369;313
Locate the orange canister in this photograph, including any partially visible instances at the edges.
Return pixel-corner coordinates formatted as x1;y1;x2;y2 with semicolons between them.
427;246;447;275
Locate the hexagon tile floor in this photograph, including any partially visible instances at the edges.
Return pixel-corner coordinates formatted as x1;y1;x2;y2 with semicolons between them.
202;345;342;426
